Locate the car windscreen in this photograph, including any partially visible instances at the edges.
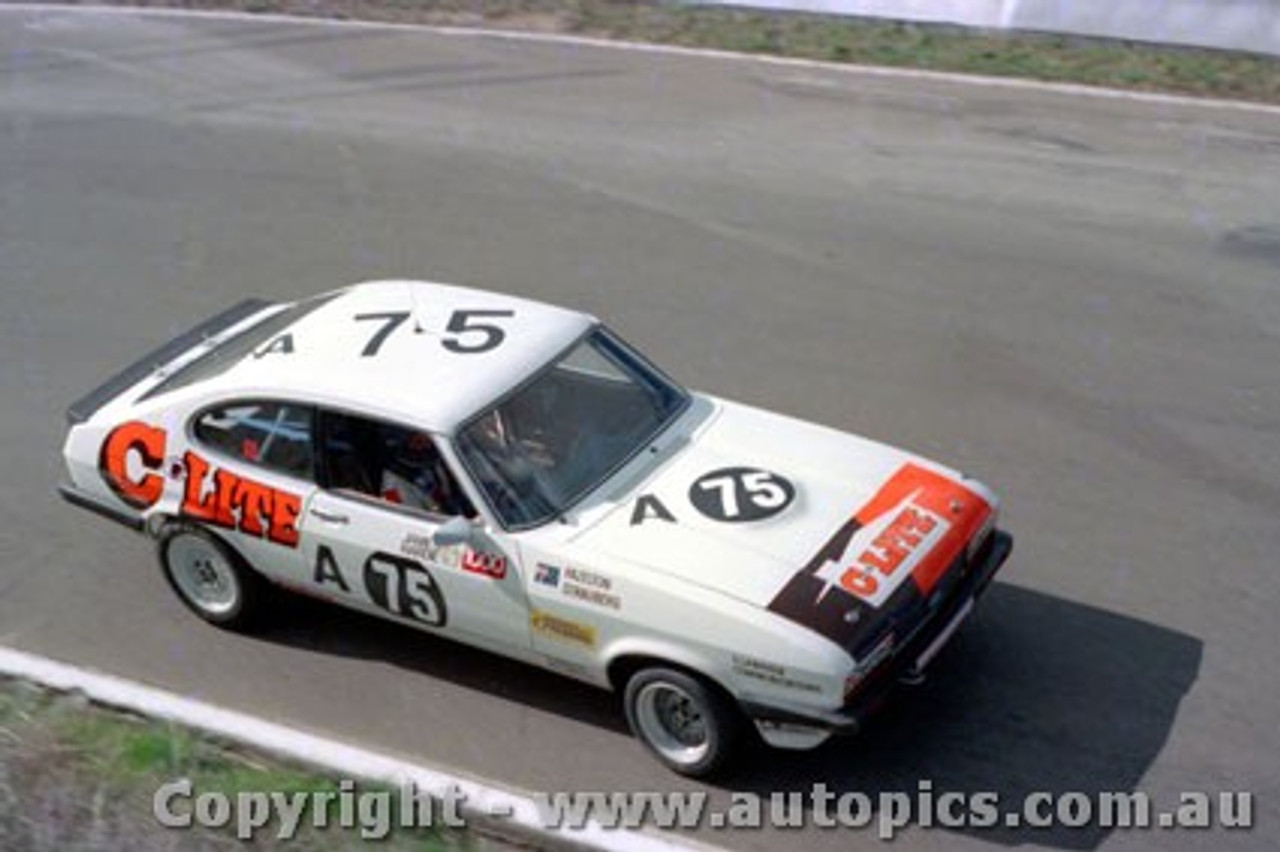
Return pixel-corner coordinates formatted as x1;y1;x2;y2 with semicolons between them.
455;327;688;530
141;293;338;401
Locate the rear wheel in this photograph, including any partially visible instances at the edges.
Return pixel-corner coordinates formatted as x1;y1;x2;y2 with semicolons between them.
157;523;265;631
624;667;742;778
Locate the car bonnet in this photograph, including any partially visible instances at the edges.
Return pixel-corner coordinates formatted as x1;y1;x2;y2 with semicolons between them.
569;398;996;643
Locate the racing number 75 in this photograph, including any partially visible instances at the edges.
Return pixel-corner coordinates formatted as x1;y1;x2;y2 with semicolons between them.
354;309;514;357
697;471;789;518
363;553;447;627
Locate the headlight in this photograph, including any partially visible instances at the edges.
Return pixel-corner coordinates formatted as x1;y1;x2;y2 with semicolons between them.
967;507;997;562
844;631;895;698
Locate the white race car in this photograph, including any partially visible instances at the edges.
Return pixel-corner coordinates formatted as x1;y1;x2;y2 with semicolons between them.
60;280;1012;777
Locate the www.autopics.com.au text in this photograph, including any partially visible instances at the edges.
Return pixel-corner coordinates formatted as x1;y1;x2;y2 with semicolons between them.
152;779;1254;842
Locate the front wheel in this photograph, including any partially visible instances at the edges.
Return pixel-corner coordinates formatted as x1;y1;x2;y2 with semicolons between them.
624;667;743;778
157;523;266;631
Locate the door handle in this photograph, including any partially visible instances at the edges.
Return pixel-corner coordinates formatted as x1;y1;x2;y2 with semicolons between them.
309;507;349;525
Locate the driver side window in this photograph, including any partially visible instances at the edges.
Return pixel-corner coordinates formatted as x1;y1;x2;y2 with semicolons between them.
318;411;476;519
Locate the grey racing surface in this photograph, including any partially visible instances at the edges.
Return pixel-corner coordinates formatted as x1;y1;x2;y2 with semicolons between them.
2;7;1277;851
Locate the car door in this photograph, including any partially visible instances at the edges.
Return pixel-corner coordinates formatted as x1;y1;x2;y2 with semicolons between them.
296;409;533;659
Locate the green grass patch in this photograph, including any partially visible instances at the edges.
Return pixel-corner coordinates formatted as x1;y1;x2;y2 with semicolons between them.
0;678;479;851
64;0;1280;103
570;5;1280;101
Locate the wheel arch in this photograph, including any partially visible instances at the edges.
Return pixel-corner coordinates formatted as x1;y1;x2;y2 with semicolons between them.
145;511;179;539
151;513;266;582
603;641;738;706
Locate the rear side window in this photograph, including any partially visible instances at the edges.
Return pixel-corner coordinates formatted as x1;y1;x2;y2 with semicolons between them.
193;401;315;480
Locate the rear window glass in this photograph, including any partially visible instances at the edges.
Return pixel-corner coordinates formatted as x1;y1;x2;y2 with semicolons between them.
142;293;337;400
193;401;315;480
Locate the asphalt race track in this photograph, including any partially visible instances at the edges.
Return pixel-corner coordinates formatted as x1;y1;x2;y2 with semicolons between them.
1;7;1277;851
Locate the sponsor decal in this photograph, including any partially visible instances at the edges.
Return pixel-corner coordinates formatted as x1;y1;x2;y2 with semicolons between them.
812;490;949;608
688;467;795;523
100;421;166;508
398;533;463;569
767;463;991;648
561;583;620;609
534;563;561;587
401;533;503;579
560;567;621;610
100;421;302;548
181;451;302;547
461;549;507;580
731;655;823;694
530;610;596;649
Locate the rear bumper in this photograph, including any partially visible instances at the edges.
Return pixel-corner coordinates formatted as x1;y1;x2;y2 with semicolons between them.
742;530;1013;738
57;482;145;532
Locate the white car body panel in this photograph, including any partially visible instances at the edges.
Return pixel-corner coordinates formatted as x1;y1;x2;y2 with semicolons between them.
199;281;594;432
567;395;961;607
59;280;1012;753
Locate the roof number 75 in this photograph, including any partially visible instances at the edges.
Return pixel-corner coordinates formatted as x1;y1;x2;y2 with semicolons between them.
354;309;514;357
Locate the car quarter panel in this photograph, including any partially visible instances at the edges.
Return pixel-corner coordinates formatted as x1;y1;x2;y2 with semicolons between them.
65;390;319;564
518;534;856;714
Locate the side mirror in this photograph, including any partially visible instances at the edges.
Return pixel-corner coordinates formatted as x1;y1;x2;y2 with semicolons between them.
432;516;474;547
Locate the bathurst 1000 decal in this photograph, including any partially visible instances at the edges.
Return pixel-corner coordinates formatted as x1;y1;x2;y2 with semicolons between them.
99;421;302;547
767;463;990;649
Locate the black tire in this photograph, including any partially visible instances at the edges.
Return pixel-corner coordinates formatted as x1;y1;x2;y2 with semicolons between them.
623;667;743;778
156;522;266;632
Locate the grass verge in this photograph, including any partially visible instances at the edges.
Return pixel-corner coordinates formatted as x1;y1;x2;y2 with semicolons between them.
0;676;484;851
43;0;1280;104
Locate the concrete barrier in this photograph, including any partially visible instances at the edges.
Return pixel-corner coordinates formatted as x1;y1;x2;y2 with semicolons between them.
697;0;1280;56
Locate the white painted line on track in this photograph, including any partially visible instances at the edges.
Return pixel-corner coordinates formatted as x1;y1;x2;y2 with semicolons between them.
3;3;1280;117
0;645;711;852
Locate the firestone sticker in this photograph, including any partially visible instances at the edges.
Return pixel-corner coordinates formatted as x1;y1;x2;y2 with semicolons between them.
530;610;597;649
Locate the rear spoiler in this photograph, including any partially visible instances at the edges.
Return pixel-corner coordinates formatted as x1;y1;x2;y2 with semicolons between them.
65;298;273;426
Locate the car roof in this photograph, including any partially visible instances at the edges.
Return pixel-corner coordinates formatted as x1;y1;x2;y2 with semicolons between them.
202;280;596;432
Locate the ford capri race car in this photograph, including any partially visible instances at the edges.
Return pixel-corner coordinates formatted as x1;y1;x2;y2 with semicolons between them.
60;280;1012;777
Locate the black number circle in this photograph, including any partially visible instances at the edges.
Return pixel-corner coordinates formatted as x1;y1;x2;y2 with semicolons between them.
688;467;795;523
363;552;448;627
